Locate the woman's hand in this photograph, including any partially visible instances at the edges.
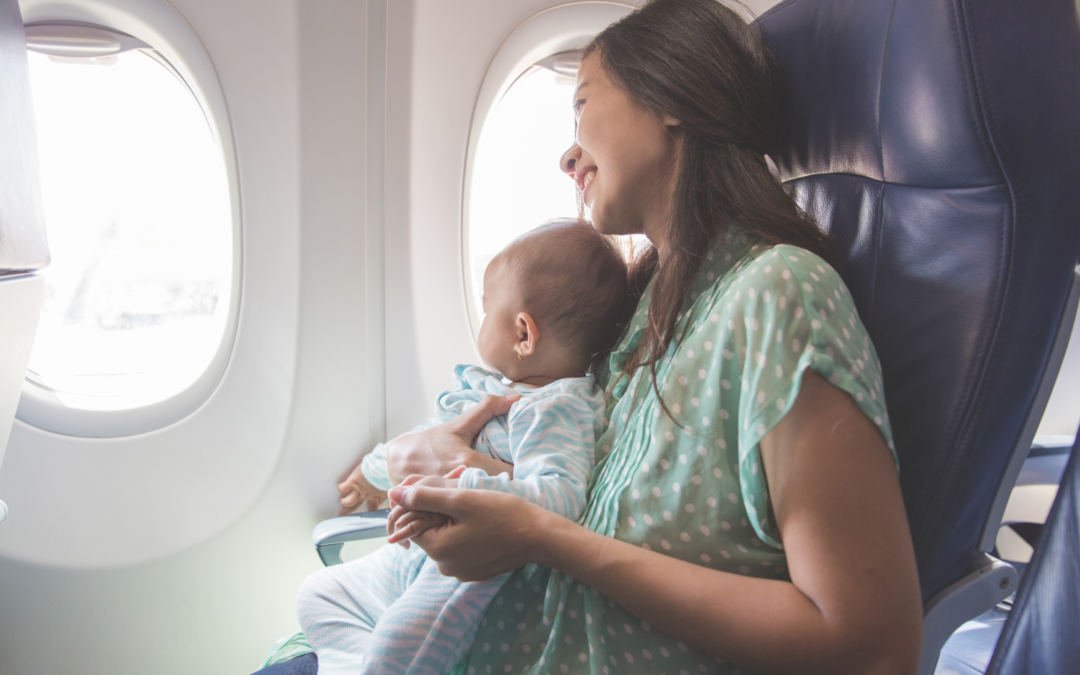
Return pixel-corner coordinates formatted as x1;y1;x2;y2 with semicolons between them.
336;394;518;513
386;483;551;581
384;394;520;484
385;467;466;547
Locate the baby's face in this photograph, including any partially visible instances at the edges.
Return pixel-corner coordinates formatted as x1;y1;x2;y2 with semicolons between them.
477;256;522;378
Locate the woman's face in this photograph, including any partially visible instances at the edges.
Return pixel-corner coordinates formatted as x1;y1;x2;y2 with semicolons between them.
561;53;681;243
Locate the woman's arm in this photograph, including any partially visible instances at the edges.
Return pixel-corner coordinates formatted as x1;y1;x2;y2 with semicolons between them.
394;373;922;675
337;394;518;512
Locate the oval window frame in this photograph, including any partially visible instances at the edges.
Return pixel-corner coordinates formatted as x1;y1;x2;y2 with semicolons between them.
15;4;241;438
460;1;634;342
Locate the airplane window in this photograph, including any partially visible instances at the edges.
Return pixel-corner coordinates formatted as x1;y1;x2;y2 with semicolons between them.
24;47;232;412
466;61;644;324
467;65;579;315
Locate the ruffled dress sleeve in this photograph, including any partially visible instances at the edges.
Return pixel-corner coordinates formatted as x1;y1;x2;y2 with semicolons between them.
729;245;896;547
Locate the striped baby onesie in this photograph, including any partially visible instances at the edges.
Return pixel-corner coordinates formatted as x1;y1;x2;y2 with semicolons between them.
297;364;603;675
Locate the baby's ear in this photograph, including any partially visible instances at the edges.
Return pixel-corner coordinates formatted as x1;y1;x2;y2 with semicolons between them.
516;311;540;357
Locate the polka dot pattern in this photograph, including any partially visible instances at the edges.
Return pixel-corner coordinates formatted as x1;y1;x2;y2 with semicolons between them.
462;229;895;675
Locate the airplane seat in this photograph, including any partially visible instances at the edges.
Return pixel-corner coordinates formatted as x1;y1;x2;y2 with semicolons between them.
984;428;1080;674
930;431;1080;675
0;0;49;527
755;0;1080;672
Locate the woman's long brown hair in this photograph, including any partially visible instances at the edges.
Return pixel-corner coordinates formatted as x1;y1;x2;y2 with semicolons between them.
583;0;831;402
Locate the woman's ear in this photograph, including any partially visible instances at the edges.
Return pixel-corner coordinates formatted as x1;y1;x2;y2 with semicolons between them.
516;312;540;358
661;113;681;129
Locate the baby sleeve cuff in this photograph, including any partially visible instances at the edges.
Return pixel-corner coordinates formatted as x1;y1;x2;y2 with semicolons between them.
359;450;394;491
458;467;492;491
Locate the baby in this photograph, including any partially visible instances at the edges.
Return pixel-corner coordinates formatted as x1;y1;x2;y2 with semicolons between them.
296;219;634;675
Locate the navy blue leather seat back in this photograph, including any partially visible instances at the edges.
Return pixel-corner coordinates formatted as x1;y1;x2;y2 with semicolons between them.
756;0;1080;601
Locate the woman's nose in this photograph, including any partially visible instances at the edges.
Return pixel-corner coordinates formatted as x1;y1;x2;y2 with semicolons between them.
560;143;582;177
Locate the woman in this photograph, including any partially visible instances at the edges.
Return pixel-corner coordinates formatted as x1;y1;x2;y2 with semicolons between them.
341;0;923;673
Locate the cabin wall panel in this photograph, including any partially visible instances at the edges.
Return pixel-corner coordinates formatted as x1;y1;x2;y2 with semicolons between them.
286;0;376;513
0;478;322;675
0;0;303;566
0;0;372;672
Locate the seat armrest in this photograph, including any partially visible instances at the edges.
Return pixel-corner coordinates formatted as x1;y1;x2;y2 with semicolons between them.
311;509;390;566
919;553;1018;675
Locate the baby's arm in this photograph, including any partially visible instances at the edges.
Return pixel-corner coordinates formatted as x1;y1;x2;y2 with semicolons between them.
386;395;596;544
339;418;442;513
358;442;394;492
457;393;595;522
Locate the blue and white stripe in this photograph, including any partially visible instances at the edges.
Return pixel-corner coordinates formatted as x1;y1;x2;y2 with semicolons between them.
298;364;604;675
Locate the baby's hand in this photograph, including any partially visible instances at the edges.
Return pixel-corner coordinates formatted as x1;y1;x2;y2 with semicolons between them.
386;509;450;547
337;467;388;515
386;473;461;547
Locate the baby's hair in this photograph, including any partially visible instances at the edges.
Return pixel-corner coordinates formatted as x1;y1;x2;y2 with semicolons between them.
501;219;636;374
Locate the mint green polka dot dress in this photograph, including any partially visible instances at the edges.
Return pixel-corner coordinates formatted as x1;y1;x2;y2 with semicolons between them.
458;228;897;675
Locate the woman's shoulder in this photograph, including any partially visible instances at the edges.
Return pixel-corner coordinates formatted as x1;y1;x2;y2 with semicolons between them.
688;241;880;405
727;244;841;293
713;243;853;323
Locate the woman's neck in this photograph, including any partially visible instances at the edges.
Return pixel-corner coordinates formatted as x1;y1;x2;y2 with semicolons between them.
643;219;672;264
639;146;679;261
639;189;675;263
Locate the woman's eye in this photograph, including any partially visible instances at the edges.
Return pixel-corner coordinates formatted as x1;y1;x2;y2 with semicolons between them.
573;98;585;115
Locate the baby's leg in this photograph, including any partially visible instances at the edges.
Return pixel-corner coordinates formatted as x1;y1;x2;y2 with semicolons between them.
296;543;427;674
361;558;510;675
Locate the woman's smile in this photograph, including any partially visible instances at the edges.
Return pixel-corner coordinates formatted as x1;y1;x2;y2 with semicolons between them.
579;168;597;203
561;53;681;240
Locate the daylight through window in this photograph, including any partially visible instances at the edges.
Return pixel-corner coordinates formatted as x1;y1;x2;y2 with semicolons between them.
25;48;233;411
467;66;580;315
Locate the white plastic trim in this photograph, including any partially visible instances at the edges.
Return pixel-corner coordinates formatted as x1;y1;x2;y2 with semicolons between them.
460;1;634;340
15;1;242;437
23;21;148;56
918;553;1018;675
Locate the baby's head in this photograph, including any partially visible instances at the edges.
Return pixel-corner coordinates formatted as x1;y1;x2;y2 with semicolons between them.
478;219;634;383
